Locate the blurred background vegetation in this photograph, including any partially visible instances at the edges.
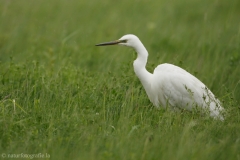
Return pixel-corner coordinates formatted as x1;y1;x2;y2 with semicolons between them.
0;0;239;95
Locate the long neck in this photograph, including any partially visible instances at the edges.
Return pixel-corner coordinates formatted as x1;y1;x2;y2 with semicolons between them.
133;43;153;90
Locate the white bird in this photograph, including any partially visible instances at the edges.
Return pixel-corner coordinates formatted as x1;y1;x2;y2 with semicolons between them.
96;34;224;120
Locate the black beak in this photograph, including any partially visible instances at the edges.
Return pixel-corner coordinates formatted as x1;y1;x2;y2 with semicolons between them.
95;40;121;46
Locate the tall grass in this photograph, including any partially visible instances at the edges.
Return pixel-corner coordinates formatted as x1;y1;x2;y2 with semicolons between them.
0;0;239;159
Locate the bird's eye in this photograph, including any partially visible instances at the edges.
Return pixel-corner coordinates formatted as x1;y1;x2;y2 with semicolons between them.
120;40;127;43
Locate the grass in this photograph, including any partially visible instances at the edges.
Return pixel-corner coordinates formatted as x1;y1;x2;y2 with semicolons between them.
0;0;240;159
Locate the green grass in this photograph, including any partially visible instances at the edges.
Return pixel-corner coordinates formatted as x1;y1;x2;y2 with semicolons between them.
0;0;240;159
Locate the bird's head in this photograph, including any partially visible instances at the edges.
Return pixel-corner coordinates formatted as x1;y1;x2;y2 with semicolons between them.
95;34;140;48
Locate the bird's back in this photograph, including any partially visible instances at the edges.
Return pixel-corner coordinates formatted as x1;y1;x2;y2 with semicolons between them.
149;63;223;119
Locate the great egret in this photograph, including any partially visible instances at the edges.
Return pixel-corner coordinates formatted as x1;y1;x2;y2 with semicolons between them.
96;34;224;120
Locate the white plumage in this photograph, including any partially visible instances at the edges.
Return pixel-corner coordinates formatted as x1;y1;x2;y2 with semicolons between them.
96;34;224;120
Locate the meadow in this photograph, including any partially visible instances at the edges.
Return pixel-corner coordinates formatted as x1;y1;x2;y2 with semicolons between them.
0;0;240;159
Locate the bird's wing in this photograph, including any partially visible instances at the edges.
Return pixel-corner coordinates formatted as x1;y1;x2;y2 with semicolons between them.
150;63;224;120
152;63;213;110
